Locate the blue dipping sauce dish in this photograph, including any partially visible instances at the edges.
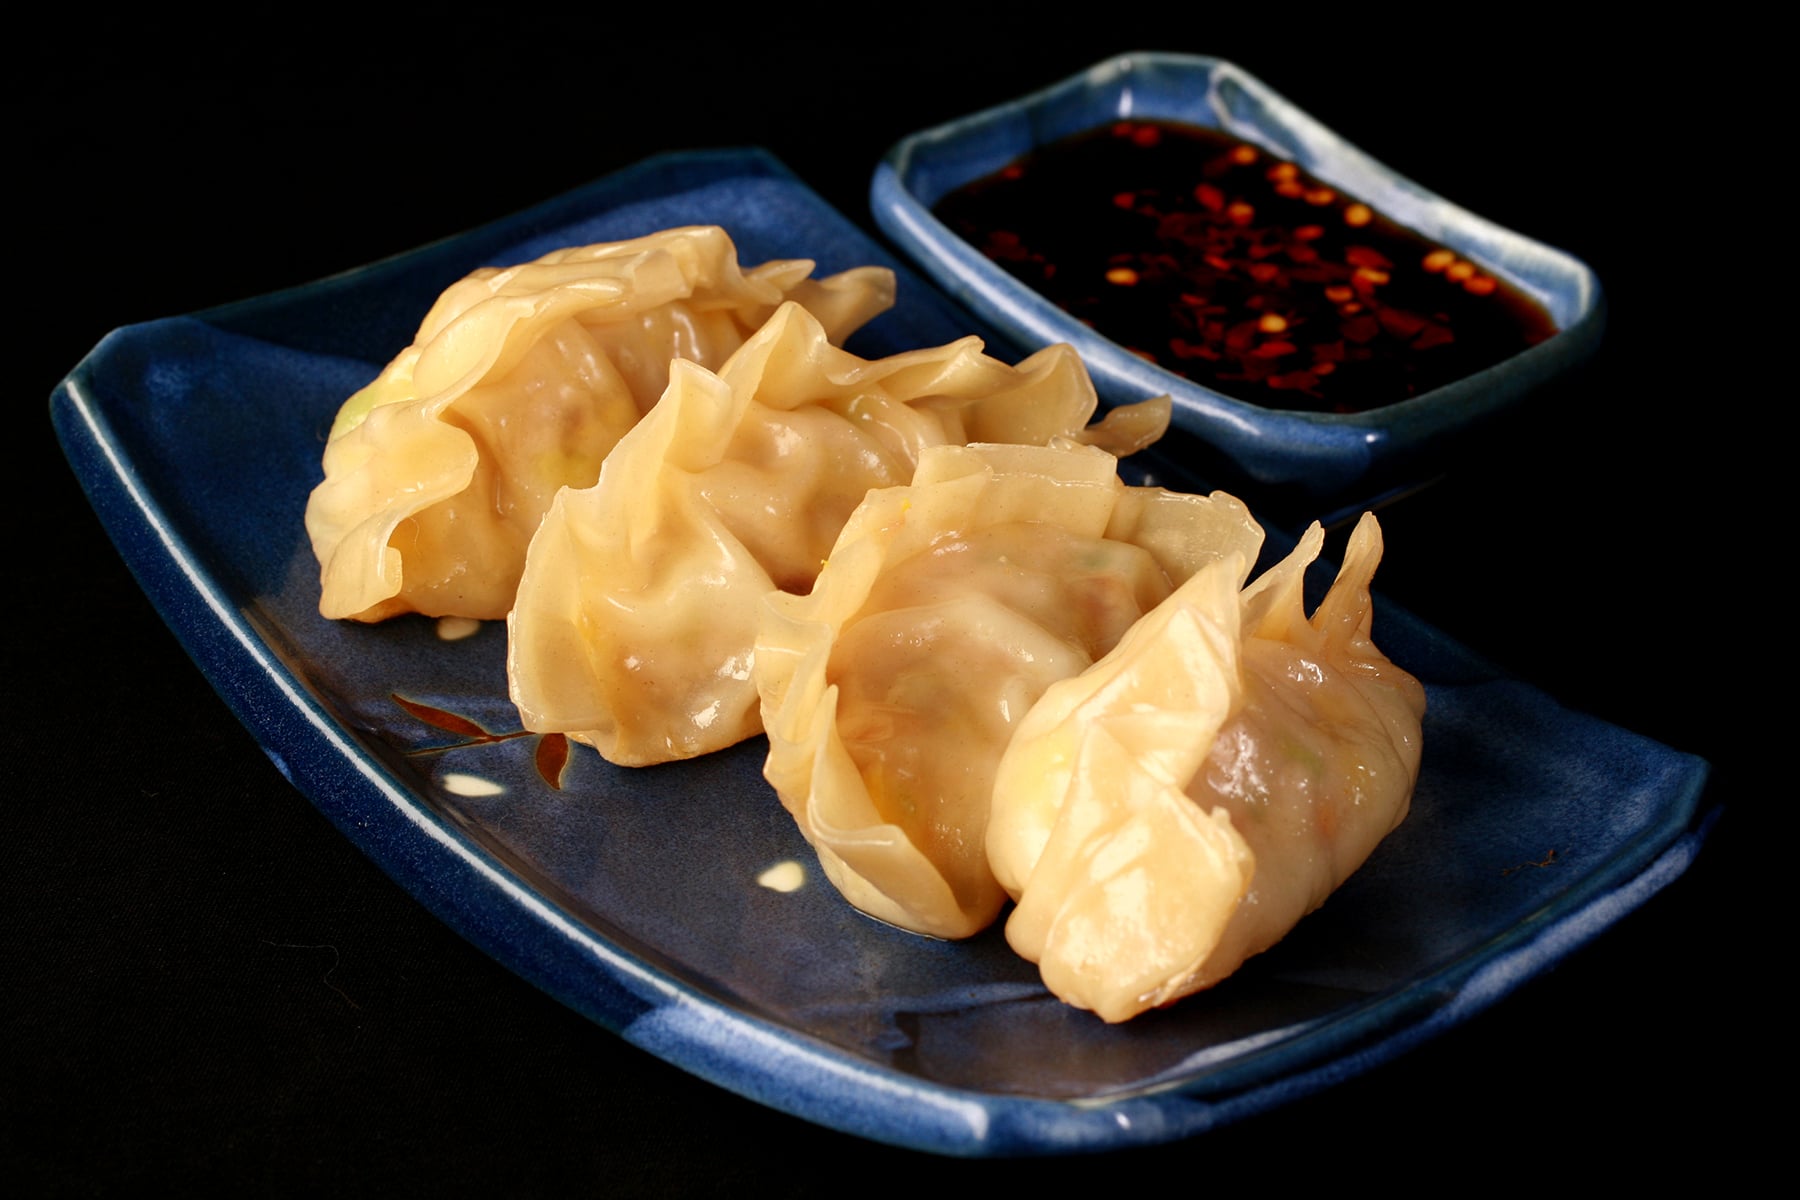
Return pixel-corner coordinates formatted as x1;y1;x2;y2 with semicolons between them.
871;52;1603;520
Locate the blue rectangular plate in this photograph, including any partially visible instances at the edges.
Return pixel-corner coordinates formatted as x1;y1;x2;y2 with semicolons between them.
49;148;1711;1157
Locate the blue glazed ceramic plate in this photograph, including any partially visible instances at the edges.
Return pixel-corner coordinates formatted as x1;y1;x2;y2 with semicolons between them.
50;148;1706;1157
871;53;1605;512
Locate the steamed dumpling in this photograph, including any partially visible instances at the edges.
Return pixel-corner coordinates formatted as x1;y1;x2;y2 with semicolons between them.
505;304;1172;768
304;226;895;622
987;513;1426;1022
754;441;1262;939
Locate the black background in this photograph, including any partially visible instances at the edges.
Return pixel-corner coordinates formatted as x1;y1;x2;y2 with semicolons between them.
11;16;1743;1193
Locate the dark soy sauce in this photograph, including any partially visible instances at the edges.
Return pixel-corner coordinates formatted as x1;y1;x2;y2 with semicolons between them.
933;120;1559;415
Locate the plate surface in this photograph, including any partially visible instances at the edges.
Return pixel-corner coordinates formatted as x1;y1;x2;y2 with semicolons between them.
50;148;1709;1156
872;53;1606;511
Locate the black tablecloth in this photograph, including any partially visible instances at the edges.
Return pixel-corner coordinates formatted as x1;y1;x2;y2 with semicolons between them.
12;21;1740;1192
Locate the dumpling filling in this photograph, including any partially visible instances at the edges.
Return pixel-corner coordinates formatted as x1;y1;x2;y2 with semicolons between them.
305;226;895;622
755;441;1262;939
506;305;1171;767
989;514;1426;1021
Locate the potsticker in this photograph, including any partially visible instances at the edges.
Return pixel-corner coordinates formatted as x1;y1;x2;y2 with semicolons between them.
305;227;894;622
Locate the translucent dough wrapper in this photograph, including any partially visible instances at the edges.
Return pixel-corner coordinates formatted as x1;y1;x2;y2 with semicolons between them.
304;226;895;622
506;304;1170;768
988;513;1427;1022
755;442;1263;939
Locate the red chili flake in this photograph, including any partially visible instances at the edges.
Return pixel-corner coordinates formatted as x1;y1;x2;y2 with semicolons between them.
1267;370;1320;390
1464;274;1497;296
1275;179;1305;199
1227;202;1255;225
1295;224;1325;241
1131;124;1162;148
1304;187;1335;206
1446;260;1476;282
1344;203;1374;227
1247;262;1280;282
1324;285;1355;303
982;231;1031;262
1194;183;1225;211
1112;191;1136;209
1343;315;1381;343
1379;308;1428;339
1252;340;1298;358
1414;322;1456;351
1287;244;1318;264
1423;249;1455;272
1169;337;1220;360
1345;246;1393;270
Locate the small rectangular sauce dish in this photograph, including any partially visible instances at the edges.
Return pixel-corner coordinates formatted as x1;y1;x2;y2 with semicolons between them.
870;52;1603;512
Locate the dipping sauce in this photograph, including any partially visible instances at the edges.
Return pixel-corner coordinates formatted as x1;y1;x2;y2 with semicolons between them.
932;120;1558;414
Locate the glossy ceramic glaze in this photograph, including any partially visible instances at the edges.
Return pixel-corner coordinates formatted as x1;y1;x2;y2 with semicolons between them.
50;148;1702;1156
871;53;1605;510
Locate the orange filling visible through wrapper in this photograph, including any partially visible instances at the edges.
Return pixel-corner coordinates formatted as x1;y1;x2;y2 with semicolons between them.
754;441;1263;940
304;226;896;622
298;217;1429;1026
988;514;1426;1022
505;303;1170;768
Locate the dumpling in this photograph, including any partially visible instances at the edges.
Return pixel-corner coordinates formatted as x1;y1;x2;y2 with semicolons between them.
304;226;895;622
506;303;1172;768
987;513;1426;1022
754;441;1263;939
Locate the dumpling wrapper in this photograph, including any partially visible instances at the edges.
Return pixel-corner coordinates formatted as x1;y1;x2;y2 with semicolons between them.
988;513;1427;1022
754;441;1262;939
304;225;895;622
506;303;1172;768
